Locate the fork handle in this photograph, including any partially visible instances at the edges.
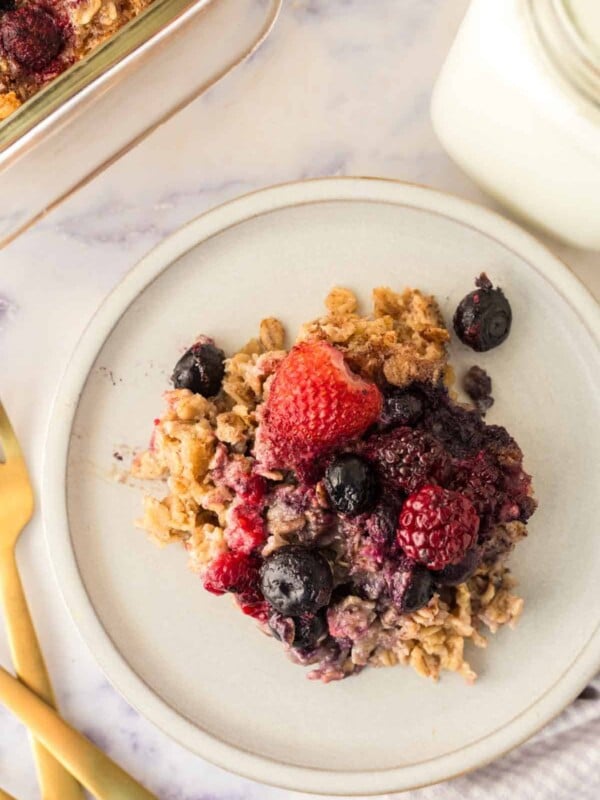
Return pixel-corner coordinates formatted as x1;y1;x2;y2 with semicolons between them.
0;665;158;800
0;548;83;800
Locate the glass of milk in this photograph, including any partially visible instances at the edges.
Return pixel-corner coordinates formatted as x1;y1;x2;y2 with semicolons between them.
431;0;600;250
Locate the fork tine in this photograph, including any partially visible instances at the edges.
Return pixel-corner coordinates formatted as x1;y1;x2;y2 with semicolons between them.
0;400;25;464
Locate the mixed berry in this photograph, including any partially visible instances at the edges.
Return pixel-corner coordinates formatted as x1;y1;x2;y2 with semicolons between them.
454;273;512;352
137;280;536;682
1;6;65;71
172;338;225;398
256;340;382;472
397;485;479;571
260;546;333;616
323;454;377;516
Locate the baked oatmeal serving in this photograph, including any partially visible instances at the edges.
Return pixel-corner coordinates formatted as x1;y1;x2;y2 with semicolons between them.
133;277;537;683
0;0;153;120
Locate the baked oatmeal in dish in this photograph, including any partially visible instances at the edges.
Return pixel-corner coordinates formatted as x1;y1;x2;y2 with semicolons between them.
132;283;537;683
0;0;153;120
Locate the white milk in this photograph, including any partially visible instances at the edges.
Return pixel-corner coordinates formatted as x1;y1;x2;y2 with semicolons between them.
431;0;600;250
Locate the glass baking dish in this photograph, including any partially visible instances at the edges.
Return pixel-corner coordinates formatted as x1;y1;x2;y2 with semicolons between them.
0;0;281;246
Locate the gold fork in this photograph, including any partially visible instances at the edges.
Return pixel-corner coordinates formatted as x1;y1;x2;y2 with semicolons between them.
0;400;82;800
0;664;158;799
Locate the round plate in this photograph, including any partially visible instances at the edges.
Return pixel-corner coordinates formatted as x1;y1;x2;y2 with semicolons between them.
44;178;600;795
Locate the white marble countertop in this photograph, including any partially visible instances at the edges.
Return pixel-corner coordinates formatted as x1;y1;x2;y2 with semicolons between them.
0;1;598;798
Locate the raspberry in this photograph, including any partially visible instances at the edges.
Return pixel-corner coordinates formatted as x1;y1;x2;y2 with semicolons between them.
397;485;479;570
259;341;382;469
364;427;449;494
1;7;64;71
224;503;266;554
203;551;260;595
211;446;267;504
237;597;270;622
240;473;267;504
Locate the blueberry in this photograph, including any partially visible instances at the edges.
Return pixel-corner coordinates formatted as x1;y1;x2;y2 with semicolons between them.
260;546;333;616
453;273;512;352
365;499;404;551
388;560;434;614
269;611;327;650
323;454;377;515
381;388;424;428
432;548;479;586
171;340;225;397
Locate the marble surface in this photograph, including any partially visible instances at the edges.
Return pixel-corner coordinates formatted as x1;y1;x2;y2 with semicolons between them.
0;1;598;798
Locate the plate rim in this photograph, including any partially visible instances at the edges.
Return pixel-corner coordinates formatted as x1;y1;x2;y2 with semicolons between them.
43;177;600;795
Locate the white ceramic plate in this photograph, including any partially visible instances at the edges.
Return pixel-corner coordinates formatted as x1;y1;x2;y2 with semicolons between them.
44;178;600;795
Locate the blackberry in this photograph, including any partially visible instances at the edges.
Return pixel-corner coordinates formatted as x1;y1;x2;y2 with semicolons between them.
364;427;449;494
450;452;504;529
453;273;512;352
424;403;485;458
1;7;64;71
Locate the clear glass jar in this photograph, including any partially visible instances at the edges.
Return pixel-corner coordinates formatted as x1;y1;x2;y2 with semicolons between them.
431;0;600;250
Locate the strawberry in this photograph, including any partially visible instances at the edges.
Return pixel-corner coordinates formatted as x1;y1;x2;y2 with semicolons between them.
258;341;382;469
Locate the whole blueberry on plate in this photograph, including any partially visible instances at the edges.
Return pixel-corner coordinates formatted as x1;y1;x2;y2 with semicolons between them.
453;273;512;352
260;545;333;616
171;339;225;397
323;454;377;515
